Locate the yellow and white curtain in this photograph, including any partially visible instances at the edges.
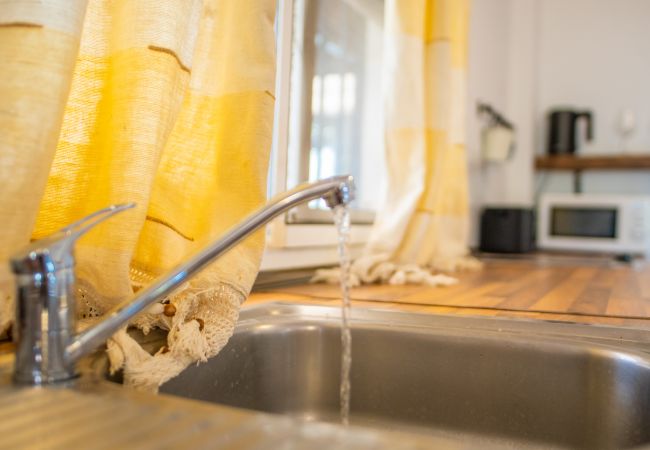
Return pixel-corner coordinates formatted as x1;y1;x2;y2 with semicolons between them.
317;0;478;286
0;0;276;390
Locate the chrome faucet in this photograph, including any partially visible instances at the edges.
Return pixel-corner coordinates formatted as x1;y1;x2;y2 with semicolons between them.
10;175;354;384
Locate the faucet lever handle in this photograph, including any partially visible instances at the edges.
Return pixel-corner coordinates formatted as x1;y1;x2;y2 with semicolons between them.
10;202;135;384
11;203;135;275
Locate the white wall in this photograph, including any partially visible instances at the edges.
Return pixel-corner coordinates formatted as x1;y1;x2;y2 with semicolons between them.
466;0;537;245
534;0;650;195
501;0;537;206
467;0;650;246
536;0;650;156
466;0;511;245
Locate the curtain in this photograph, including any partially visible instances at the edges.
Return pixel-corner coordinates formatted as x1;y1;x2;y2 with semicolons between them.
0;0;276;390
315;0;478;287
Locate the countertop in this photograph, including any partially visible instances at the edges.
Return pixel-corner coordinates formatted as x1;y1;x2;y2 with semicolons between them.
250;255;650;329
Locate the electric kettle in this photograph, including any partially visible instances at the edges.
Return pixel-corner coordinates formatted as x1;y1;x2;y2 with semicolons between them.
547;109;593;154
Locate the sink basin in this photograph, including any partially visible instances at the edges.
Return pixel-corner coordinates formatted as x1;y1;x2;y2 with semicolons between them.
118;303;650;449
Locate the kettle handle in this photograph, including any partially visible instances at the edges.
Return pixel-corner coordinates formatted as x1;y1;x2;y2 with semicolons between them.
577;111;593;141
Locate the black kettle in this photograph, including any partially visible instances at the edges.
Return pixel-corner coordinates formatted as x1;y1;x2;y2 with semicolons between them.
547;109;593;154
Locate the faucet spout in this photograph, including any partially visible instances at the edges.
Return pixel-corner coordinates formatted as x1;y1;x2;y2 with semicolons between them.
64;175;355;365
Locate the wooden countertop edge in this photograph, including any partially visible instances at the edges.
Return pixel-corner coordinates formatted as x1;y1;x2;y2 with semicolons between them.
247;292;650;328
249;259;650;329
251;289;650;321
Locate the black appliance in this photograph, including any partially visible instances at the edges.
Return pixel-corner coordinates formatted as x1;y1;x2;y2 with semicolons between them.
547;109;593;154
480;208;535;253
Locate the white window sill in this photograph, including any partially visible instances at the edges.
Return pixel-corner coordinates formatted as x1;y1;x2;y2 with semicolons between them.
260;243;363;271
260;220;370;271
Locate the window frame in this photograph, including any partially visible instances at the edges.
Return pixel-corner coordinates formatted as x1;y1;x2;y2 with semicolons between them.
261;0;373;271
287;0;379;225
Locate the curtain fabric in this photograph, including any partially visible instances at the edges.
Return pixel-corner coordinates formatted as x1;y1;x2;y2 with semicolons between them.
0;0;276;390
315;0;478;287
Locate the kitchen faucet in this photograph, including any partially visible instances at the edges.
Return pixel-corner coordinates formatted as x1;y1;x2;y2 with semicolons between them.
10;175;354;385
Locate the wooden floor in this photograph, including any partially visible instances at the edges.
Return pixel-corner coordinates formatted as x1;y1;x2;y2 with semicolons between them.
250;256;650;329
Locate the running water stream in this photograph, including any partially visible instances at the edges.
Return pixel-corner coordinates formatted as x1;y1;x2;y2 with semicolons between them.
332;205;352;426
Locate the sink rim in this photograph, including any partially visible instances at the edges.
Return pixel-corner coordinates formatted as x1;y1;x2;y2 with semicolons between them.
237;301;650;354
90;301;650;378
93;301;650;380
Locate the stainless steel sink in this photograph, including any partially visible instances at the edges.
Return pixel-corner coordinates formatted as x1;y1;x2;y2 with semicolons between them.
115;303;650;449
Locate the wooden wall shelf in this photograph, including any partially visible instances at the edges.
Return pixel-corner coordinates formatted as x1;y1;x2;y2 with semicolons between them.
535;154;650;170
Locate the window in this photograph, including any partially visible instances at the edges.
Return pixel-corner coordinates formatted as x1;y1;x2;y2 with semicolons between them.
286;0;385;223
263;0;385;270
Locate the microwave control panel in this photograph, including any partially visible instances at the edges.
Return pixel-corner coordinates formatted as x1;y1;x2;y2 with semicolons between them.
629;203;646;243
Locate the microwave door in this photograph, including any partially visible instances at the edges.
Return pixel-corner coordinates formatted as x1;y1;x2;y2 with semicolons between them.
550;207;618;239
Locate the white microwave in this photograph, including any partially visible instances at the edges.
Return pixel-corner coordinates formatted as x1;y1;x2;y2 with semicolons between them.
537;193;650;253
